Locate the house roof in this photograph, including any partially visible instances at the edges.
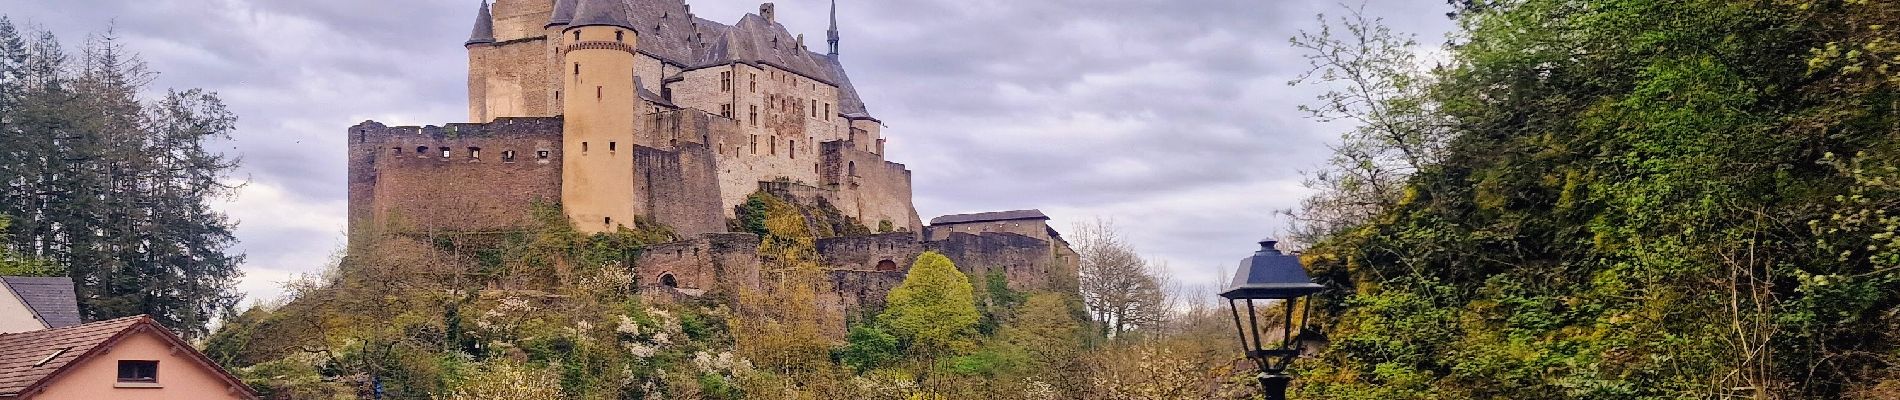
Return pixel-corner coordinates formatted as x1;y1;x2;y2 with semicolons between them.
1;277;80;329
929;210;1050;226
0;315;257;399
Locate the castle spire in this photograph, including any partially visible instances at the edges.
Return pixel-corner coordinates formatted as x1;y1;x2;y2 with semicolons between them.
826;0;840;56
466;0;495;46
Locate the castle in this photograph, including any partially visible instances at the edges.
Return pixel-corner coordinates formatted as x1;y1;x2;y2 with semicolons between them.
345;0;1077;314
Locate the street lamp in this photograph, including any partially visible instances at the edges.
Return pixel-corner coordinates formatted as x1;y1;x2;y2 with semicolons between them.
1221;238;1326;400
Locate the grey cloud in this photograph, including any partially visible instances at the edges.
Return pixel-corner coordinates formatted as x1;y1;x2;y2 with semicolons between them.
0;0;1455;299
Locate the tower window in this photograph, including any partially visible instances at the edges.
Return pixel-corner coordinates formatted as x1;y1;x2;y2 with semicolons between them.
749;105;758;126
574;31;582;41
825;103;831;117
615;30;624;42
770;136;777;155
721;71;732;92
750;135;758;154
789;140;795;159
609;142;617;151
582;142;589;152
750;74;757;93
468;147;481;158
556;91;562;100
502;150;517;161
597;86;602;99
574;63;580;76
720;103;733;118
605;217;613;226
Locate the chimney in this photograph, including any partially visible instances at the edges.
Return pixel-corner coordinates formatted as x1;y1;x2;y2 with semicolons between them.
760;3;776;23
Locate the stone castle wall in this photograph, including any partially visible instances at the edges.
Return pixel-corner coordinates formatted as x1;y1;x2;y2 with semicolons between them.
347;119;564;239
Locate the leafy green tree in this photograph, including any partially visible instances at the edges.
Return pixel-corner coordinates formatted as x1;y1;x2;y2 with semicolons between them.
879;251;980;357
837;324;899;371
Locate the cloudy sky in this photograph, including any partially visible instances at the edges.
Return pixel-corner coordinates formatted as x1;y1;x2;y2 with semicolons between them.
0;0;1455;304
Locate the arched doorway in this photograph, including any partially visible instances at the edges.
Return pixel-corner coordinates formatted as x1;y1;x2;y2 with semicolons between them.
660;273;678;288
875;260;898;272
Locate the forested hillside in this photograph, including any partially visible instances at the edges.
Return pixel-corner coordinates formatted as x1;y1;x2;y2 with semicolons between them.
1288;0;1900;398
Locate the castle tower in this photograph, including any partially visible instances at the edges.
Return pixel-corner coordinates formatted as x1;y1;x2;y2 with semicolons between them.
561;0;641;233
465;1;497;122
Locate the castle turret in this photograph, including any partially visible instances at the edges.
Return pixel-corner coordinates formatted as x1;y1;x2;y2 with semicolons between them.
827;0;840;56
466;1;496;46
561;0;641;233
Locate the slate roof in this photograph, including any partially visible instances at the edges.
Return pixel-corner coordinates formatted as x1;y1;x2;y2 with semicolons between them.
930;210;1051;226
547;0;578;27
537;0;874;120
467;1;496;46
571;0;638;30
2;277;80;329
0;315;258;399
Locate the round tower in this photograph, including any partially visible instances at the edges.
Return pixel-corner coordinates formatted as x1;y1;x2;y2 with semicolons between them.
561;0;640;233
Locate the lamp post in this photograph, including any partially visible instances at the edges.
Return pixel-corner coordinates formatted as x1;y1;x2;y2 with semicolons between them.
1220;238;1326;400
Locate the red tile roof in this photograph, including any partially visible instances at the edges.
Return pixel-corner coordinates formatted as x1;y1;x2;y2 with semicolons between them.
0;315;256;399
0;315;143;397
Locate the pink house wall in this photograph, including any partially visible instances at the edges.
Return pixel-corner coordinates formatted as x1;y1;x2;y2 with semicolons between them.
29;330;250;400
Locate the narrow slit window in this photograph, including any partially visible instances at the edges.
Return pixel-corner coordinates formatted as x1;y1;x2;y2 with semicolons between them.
582;142;589;152
609;142;617;151
789;140;796;159
615;31;624;42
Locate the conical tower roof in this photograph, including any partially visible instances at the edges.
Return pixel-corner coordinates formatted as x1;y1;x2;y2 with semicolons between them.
547;0;578;27
569;0;637;31
466;1;496;46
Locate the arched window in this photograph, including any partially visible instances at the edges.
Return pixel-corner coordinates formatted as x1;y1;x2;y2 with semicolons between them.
875;260;898;272
660;273;678;288
848;161;856;176
574;30;582;41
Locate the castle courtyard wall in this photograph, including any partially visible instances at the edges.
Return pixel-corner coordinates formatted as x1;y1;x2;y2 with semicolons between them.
347;119;563;238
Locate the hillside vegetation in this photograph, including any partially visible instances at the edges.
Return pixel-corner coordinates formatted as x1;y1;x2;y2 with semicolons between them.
1289;0;1900;398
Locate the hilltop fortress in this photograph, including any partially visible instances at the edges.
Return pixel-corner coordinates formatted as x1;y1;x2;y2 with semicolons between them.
345;0;1077;313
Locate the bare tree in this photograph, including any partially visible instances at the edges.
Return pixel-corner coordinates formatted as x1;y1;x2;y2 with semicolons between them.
1074;218;1170;339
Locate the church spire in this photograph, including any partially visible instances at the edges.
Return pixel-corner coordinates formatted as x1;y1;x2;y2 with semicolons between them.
466;0;496;46
826;0;840;56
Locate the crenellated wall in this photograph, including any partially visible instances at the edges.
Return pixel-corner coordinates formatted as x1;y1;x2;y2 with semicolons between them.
347;119;564;240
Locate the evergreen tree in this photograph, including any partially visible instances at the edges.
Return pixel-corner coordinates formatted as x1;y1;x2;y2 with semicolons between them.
0;19;241;338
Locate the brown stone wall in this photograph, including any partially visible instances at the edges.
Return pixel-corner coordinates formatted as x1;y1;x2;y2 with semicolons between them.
822;140;922;233
816;233;923;271
469;38;555;122
631;233;761;294
632;143;725;236
926;232;1062;292
491;0;554;42
346;119;563;240
925;220;1054;242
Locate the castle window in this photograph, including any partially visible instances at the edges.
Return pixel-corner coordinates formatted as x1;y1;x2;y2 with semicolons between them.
770;136;777;155
609;142;617;151
417;146;428;154
848;161;856;176
875;260;898;272
597;86;602;99
502;150;516;161
439;147;451;158
574;31;582;41
720;103;733;118
825;103;830;117
605;217;613;226
556;91;562;100
392;147;401;153
750;135;758;154
537;150;550;159
720;71;731;92
615;30;624;42
582;142;589;152
660;273;678;288
750;74;757;93
788;140;795;159
574;63;580;76
749;105;758;126
811;99;817;117
469;147;481;158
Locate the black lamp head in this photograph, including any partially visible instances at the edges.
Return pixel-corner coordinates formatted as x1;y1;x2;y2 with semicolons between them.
1220;238;1322;300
